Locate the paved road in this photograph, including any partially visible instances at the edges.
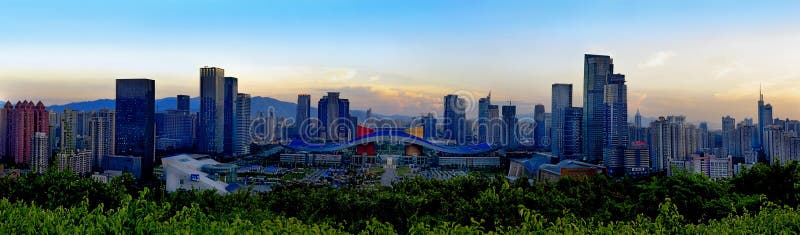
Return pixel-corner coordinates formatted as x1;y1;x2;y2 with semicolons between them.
380;166;397;187
380;157;398;187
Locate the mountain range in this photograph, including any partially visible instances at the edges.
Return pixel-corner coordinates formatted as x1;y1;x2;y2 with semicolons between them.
43;96;413;121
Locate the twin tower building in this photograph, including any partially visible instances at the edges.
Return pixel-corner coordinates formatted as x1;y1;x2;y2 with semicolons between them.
551;55;628;176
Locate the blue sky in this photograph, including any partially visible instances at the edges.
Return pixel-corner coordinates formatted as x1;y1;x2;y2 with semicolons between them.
2;0;800;125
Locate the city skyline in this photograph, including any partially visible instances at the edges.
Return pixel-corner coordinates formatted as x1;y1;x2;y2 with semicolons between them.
2;1;800;125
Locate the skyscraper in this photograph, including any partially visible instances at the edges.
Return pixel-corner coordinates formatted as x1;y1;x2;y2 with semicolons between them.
199;67;225;154
177;94;190;112
3;101;49;164
534;104;546;148
563;107;583;160
488;105;501;145
90;109;115;170
31;132;48;174
603;73;628;175
443;94;466;143
115;78;155;179
551;84;573;159
757;89;773;150
583;54;614;163
235;93;251;156
698;122;710;150
423;113;437;139
48;111;58;156
737;121;756;162
223;77;238;156
502;105;518;148
722;116;736;157
318;92;353;142
295;94;311;139
764;125;782;163
61;108;78;153
478;93;491;143
74;111;90;150
650;117;673;171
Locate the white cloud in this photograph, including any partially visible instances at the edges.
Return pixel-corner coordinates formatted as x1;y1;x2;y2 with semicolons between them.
325;68;357;82
639;51;676;68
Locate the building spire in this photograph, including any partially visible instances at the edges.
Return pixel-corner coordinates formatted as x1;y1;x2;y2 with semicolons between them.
760;83;763;101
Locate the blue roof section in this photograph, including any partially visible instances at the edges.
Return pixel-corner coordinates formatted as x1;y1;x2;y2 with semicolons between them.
225;183;241;192
285;130;495;154
262;166;281;173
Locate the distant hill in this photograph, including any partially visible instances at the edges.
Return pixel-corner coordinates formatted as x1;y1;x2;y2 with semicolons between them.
44;96;412;121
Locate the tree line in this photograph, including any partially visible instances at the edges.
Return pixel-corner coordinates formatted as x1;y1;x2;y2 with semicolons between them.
0;162;799;233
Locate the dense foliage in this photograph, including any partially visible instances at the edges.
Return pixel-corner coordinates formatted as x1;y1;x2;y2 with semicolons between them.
1;162;800;233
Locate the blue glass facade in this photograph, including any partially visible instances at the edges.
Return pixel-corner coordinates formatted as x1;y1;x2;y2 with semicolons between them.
502;105;517;148
551;84;572;159
534;104;546;148
317;92;353;142
563;107;582;161
114;78;155;179
295;94;311;138
177;95;190;112
105;155;143;179
603;74;627;176
443;94;466;143
583;54;613;163
478;95;491;143
224;77;238;156
199;67;224;154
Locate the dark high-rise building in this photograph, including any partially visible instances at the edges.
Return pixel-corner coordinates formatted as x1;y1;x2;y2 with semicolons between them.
563;107;583;160
318;92;354;142
603;73;628;175
199;67;225;154
295;94;311;139
757;88;773;150
235;93;251;156
737;123;757;163
161;109;193;151
443;94;466;143
423;113;437;139
534;104;546;148
2;101;49;164
698;122;710;150
722;116;736;157
115;78;155;179
502;105;518;148
478;93;491;143
488;105;501;145
583;54;613;163
177;95;190;112
551;84;573;159
223;77;238;156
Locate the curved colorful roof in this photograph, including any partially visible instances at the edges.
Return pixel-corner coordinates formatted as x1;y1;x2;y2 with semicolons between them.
284;130;495;155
